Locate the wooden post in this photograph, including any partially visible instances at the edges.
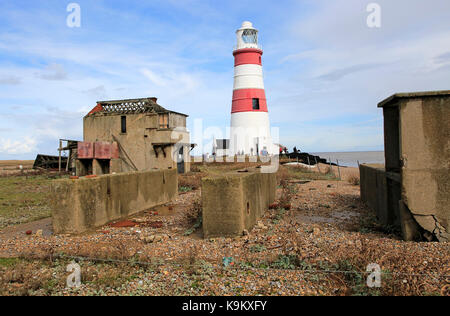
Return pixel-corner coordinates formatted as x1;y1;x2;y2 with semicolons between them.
315;156;321;173
337;159;341;180
58;139;62;174
307;156;310;166
66;147;71;172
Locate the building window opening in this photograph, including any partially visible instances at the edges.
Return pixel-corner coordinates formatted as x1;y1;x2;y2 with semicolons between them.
97;159;110;175
252;98;260;110
159;114;169;129
121;116;127;134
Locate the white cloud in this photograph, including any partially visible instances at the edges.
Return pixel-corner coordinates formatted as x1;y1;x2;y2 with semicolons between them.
35;63;68;81
0;137;37;155
1;0;449;157
0;76;21;85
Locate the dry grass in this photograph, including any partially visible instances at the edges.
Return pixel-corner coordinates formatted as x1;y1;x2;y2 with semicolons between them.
278;179;296;210
0;161;34;168
347;174;361;186
0;175;59;228
178;172;205;191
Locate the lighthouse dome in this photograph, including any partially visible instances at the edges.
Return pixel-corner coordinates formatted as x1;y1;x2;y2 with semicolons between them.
235;21;260;51
241;21;254;29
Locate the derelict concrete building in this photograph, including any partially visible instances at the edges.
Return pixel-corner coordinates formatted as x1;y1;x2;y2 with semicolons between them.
76;97;191;176
360;91;449;242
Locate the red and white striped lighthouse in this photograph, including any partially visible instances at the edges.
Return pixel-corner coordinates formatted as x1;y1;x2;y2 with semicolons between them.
230;21;275;156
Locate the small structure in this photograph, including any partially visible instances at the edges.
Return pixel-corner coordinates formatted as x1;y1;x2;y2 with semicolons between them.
33;154;68;170
360;91;449;241
33;139;79;172
77;97;191;176
213;138;230;157
202;168;276;238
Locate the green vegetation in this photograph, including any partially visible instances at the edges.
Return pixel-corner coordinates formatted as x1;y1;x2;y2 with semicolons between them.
179;186;193;193
285;165;338;181
0;175;59;228
249;244;266;253
272;208;287;224
0;257;20;267
184;216;203;236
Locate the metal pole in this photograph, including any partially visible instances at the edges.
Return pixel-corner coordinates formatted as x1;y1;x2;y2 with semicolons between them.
315;156;321;173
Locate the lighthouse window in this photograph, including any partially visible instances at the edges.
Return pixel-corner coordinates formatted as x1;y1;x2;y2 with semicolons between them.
252;98;260;110
242;29;257;44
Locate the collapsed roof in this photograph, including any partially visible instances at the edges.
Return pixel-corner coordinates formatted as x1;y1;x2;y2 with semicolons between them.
86;97;188;117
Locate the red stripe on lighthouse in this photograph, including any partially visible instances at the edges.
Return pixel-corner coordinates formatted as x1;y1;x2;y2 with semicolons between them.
233;48;263;66
232;89;268;113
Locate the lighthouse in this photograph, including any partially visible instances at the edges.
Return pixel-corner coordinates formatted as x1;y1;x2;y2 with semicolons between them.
229;21;275;157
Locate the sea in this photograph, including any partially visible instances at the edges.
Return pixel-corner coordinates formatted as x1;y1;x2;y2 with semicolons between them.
311;151;385;168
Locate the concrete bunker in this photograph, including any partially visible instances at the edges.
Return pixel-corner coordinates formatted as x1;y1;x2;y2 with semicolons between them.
361;91;449;241
201;168;276;238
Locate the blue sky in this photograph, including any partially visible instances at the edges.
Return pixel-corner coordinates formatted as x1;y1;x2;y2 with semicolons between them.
1;0;450;159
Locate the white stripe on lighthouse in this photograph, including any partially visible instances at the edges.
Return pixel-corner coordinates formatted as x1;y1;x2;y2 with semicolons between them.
233;64;264;90
230;112;274;155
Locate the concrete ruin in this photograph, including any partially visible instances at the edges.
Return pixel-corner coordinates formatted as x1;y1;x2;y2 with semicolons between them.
202;169;276;238
361;91;449;241
51;169;178;234
77;97;192;176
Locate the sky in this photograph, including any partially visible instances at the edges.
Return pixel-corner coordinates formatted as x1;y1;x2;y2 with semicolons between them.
0;0;449;159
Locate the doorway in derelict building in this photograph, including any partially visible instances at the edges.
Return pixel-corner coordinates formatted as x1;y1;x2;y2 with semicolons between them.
177;146;185;174
97;159;110;175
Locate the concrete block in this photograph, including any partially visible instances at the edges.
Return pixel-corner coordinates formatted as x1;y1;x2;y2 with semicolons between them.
202;169;276;238
51;169;178;234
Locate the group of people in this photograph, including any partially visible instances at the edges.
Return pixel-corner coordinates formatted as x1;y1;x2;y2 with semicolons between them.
279;146;301;155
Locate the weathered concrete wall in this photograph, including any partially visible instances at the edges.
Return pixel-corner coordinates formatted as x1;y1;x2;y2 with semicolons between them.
360;164;394;226
51;169;178;234
83;113;190;173
399;97;449;241
202;169;276;238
